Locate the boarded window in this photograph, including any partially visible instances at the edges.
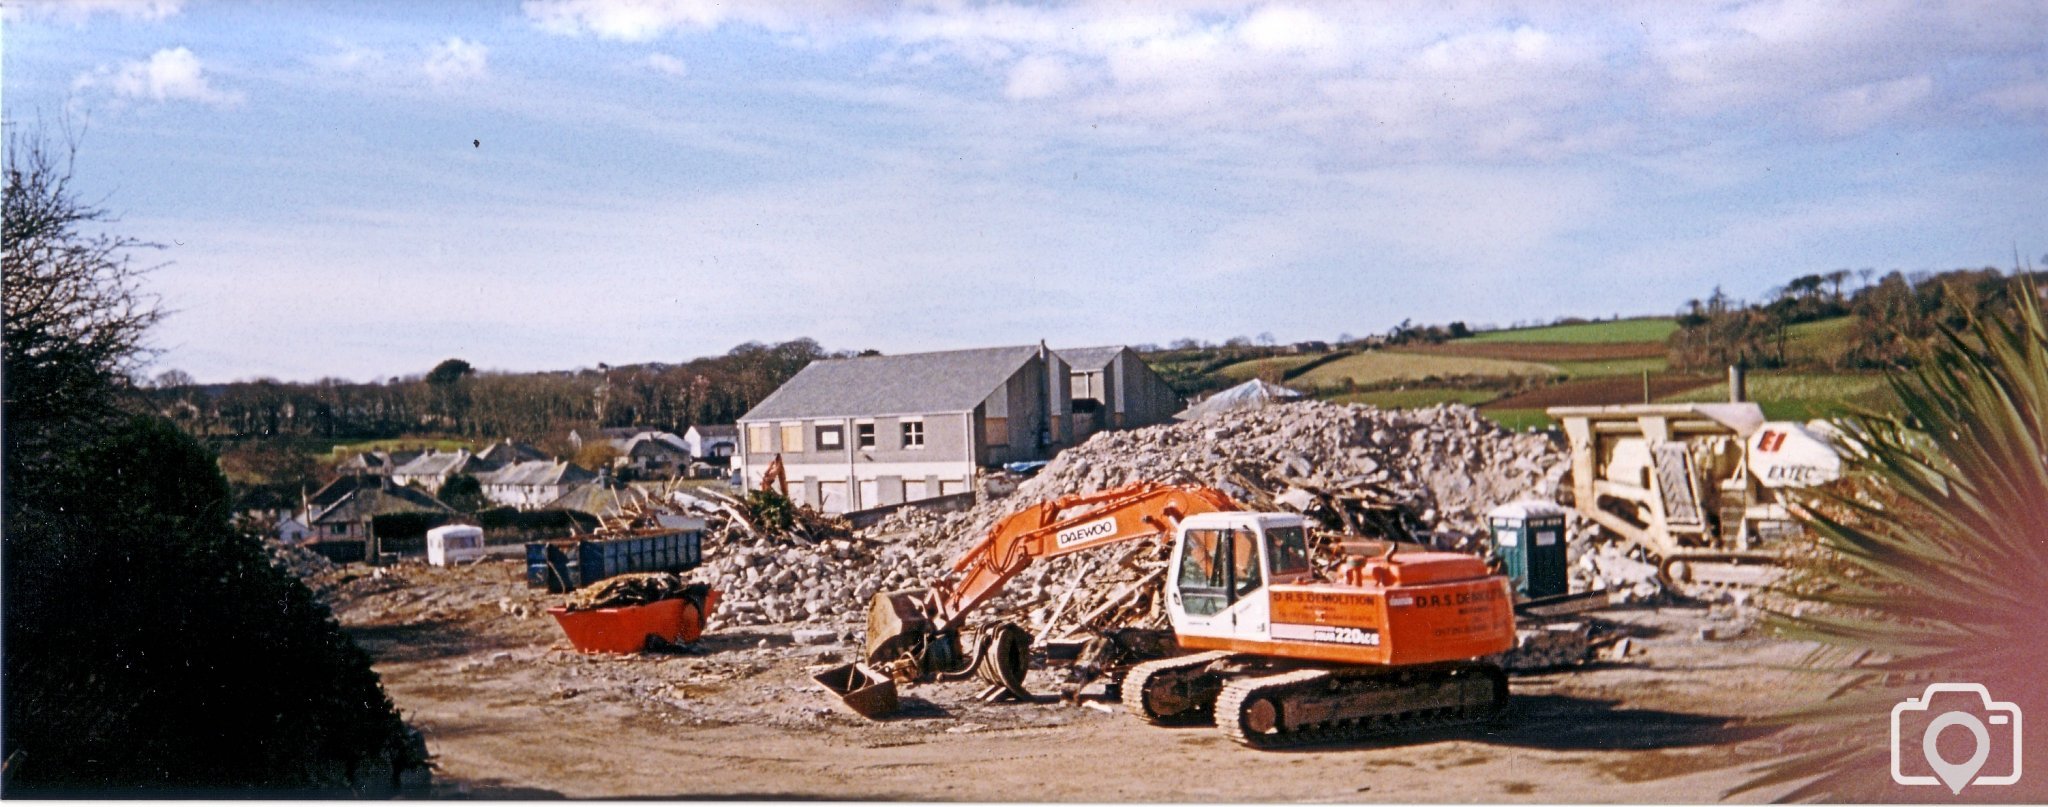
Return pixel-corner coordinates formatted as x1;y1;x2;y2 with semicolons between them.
746;424;770;455
985;416;1008;447
816;424;843;450
780;423;803;453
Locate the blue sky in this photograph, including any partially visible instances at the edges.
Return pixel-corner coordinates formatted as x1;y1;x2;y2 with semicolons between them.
5;0;2045;383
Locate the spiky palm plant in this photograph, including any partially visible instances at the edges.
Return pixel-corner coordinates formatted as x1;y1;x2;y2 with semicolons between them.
1737;278;2048;801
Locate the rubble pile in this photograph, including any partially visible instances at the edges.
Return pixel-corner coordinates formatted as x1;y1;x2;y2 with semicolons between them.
1501;621;1595;671
696;533;956;628
927;401;1569;629
1570;540;1667;604
262;537;336;580
955;401;1565;550
667;401;1585;634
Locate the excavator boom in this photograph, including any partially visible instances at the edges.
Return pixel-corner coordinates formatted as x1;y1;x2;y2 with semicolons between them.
863;482;1238;678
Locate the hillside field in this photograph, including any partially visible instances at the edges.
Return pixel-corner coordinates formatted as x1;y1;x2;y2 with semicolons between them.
1464;317;1679;344
1293;351;1557;388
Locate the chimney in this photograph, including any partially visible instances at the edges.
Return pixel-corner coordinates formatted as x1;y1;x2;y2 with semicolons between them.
1728;365;1748;403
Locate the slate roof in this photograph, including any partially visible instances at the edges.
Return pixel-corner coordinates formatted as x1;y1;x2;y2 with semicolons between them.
1056;346;1129;372
476;440;548;464
309;483;455;525
482;460;597;487
622;433;687;457
307;475;367;509
391;450;484;479
541;479;644;517
741;345;1043;421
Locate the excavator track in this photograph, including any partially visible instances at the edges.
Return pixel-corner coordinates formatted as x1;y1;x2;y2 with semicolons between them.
1214;662;1508;749
1121;651;1232;723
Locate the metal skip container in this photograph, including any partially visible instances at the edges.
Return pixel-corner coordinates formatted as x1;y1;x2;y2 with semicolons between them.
1487;500;1570;599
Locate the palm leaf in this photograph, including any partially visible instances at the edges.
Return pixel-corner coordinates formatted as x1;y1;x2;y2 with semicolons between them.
1733;277;2048;802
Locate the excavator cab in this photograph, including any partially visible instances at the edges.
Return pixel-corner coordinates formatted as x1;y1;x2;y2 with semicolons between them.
1167;513;1310;628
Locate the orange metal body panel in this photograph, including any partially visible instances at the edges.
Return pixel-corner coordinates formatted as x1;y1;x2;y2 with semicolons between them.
1181;568;1514;666
548;589;721;654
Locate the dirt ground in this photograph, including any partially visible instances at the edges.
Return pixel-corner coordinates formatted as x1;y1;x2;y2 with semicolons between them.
323;557;1832;802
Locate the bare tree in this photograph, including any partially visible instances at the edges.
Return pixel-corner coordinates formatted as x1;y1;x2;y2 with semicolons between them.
3;125;165;457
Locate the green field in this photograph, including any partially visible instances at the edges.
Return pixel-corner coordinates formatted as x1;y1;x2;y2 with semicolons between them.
1465;317;1678;344
1216;353;1324;382
1327;388;1501;409
1547;356;1670;378
1660;373;1895;420
327;437;477;457
1294;351;1557;388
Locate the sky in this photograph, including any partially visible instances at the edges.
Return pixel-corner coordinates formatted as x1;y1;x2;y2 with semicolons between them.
4;0;2045;383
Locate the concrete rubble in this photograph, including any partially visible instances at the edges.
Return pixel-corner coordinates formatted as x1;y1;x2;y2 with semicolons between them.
676;400;1604;638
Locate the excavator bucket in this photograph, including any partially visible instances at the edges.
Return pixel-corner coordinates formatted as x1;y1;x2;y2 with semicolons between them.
862;588;933;669
812;662;898;719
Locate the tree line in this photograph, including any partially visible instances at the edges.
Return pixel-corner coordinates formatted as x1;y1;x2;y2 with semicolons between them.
1669;266;2045;371
147;338;843;446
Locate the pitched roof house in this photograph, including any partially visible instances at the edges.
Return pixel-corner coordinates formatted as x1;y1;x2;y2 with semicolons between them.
304;480;456;541
736;343;1071;514
475;439;548;465
682;424;739;459
389;449;497;489
1055;346;1183;439
478;460;598;511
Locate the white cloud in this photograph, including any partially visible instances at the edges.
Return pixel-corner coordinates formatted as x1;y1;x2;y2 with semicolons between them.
522;0;871;41
1982;77;2048;117
4;0;180;24
424;37;489;85
72;47;242;106
644;53;689;77
1004;55;1074;101
1814;74;1934;135
310;42;389;75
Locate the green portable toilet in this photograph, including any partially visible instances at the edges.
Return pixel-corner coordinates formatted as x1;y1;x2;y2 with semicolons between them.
1487;500;1569;599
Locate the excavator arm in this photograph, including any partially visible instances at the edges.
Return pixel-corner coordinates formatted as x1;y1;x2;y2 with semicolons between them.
932;482;1239;628
863;481;1239;681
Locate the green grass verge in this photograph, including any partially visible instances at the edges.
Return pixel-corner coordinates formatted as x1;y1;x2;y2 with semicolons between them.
1324;388;1502;408
1465;317;1678;344
1294;351;1556;388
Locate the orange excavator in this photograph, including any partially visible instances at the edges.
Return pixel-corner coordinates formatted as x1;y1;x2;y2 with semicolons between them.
858;481;1516;747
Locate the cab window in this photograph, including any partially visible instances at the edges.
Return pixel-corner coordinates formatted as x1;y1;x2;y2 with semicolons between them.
1265;526;1311;577
1232;528;1262;597
1176;528;1229;615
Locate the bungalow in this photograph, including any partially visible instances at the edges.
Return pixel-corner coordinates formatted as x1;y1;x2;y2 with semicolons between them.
737;343;1071;514
304;479;456;541
334;449;423;477
479;460;598;510
389;449;496;489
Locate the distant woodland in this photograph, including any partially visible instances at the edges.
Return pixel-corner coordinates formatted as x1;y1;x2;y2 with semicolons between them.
146;338;845;448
